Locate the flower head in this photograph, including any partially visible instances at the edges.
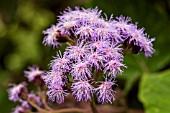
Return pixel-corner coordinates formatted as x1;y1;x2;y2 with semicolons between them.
74;22;94;40
87;51;104;69
24;66;44;82
43;70;67;86
12;106;25;113
95;78;116;104
71;81;94;102
129;27;155;57
65;42;90;61
50;51;70;72
46;85;68;104
28;94;42;106
43;25;61;47
12;101;31;113
71;61;91;80
104;59;126;77
8;83;28;102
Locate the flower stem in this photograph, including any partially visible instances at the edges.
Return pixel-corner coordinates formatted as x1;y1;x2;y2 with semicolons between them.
90;95;99;113
51;108;86;113
27;99;48;113
40;91;54;111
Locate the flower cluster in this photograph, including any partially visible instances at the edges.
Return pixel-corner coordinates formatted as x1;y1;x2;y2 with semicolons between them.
43;7;155;57
42;7;155;104
8;7;155;112
8;66;44;113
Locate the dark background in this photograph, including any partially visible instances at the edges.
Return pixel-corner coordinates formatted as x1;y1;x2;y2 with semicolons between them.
0;0;170;113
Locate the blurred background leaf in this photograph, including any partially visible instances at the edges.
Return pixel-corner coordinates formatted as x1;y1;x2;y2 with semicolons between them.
139;70;170;113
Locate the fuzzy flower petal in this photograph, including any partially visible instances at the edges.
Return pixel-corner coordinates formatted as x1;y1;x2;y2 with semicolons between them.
24;66;44;82
43;25;61;47
46;85;68;104
104;59;126;77
71;61;91;80
43;70;67;86
95;79;116;104
8;83;27;102
71;81;94;102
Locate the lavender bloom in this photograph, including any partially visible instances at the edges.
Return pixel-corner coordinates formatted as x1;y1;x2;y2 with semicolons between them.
43;25;61;47
8;83;27;102
24;66;44;82
65;42;89;61
102;45;123;60
93;26;112;40
58;7;102;26
90;40;110;51
41;7;155;105
71;81;94;102
43;70;67;86
74;22;94;40
95;79;116;104
12;106;25;113
71;61;91;80
104;59;126;77
142;38;155;57
50;51;70;72
21;101;31;110
28;94;42;106
129;27;155;57
57;19;77;36
46;85;68;104
113;15;134;34
12;101;31;113
80;7;102;25
87;51;104;69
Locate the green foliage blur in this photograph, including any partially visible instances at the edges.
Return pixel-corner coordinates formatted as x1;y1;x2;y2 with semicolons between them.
0;0;170;113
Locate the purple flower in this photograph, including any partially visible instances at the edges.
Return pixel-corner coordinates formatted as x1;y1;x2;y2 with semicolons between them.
71;61;91;80
90;40;110;51
58;7;102;26
50;51;70;72
142;38;155;57
28;94;42;106
24;66;44;82
74;22;94;40
65;42;90;61
12;106;25;113
46;85;68;104
95;79;116;104
8;83;28;102
43;70;67;86
12;101;31;113
58;19;77;36
104;59;126;77
129;27;155;57
113;15;134;33
71;81;94;102
102;45;123;60
41;7;156;105
21;101;31;110
43;25;61;47
87;51;104;69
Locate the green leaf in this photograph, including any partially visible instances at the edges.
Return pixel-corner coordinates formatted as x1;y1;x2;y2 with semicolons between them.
139;70;170;113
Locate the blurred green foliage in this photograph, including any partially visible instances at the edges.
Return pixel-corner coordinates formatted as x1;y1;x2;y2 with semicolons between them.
0;0;170;113
139;70;170;113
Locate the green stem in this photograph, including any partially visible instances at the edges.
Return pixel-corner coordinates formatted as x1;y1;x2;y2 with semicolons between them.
90;95;99;113
93;70;101;80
